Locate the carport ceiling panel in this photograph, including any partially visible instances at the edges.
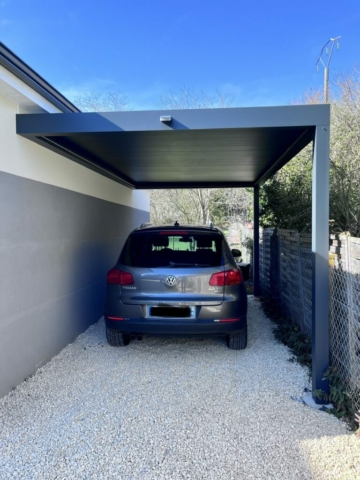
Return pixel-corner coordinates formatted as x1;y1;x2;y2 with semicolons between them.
45;127;306;184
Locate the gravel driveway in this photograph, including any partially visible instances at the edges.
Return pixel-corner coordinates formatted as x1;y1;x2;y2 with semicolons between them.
1;298;359;480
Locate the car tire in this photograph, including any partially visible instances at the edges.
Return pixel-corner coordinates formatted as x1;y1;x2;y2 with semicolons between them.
106;328;130;347
227;326;247;350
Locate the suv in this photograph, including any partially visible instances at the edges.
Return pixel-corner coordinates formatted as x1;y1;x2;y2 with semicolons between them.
104;223;247;349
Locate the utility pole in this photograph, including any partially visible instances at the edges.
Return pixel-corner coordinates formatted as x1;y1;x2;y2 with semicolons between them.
316;37;341;103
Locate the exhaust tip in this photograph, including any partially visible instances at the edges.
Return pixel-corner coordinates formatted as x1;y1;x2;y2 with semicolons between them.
130;334;136;340
137;335;143;341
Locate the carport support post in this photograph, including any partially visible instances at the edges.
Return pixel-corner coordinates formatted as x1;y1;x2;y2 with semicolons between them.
253;185;260;296
311;124;330;401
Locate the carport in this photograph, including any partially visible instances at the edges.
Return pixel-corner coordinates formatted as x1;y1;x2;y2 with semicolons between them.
16;104;330;399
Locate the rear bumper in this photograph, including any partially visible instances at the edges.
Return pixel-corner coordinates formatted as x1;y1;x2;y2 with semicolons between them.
105;315;247;336
105;291;247;337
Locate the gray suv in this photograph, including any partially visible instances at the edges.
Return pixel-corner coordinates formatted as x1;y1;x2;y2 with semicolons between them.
104;223;247;349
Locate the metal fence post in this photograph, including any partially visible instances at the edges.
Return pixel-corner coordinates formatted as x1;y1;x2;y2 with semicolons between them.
312;124;330;400
270;230;279;302
296;233;307;332
253;186;260;296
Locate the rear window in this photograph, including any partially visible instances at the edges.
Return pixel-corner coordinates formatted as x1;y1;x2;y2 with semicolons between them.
121;232;224;267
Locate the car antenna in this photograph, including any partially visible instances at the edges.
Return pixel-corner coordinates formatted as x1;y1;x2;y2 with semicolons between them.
174;221;179;226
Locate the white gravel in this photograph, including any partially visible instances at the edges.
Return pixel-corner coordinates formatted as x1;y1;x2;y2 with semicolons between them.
0;298;359;480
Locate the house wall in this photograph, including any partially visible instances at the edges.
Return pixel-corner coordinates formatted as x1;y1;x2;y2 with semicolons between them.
0;92;150;397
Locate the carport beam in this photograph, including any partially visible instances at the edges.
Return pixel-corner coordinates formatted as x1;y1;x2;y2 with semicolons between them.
312;124;330;400
253;186;260;296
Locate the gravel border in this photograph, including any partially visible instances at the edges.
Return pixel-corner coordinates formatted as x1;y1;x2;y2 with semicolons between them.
0;298;359;479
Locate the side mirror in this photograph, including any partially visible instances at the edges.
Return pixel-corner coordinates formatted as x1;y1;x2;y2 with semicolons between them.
231;248;241;257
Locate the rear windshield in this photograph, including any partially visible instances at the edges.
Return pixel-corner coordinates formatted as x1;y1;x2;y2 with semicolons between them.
120;231;224;267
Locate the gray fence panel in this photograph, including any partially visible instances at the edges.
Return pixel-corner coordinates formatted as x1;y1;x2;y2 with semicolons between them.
260;229;360;414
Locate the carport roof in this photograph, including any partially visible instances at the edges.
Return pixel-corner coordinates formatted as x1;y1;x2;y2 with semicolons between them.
7;40;332;400
16;104;329;189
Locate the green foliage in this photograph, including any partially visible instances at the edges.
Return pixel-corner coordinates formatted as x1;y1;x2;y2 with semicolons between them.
328;71;360;236
260;146;312;232
273;323;312;369
242;236;254;254
260;66;360;236
262;297;359;431
313;367;359;431
261;297;312;371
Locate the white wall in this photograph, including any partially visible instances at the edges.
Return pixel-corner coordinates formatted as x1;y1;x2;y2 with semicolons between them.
0;74;150;397
0;91;150;212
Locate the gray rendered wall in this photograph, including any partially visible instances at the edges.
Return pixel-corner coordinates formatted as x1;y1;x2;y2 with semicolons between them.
0;171;149;397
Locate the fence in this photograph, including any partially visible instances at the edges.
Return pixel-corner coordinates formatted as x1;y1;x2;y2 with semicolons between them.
260;228;360;413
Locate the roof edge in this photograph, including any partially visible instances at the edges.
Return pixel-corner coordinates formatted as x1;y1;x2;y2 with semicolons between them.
0;42;80;113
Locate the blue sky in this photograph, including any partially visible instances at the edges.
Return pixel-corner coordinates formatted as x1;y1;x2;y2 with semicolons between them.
1;0;359;110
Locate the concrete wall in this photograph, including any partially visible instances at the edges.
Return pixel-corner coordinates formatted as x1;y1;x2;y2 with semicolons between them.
0;86;150;397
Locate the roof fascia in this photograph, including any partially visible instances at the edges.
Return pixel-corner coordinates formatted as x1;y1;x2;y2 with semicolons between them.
0;42;80;113
0;65;61;113
16;104;330;135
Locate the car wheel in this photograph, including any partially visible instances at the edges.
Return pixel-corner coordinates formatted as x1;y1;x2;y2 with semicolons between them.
106;328;130;347
227;326;247;350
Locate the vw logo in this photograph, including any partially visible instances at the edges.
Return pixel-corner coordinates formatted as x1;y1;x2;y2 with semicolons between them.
165;275;177;287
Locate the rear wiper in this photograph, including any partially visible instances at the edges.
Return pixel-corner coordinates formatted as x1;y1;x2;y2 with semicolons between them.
169;262;210;268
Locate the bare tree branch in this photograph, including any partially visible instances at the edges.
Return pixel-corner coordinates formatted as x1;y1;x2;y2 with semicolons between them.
73;90;131;112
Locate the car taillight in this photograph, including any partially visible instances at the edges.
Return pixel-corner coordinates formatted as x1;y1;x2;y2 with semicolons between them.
106;268;134;285
209;269;242;286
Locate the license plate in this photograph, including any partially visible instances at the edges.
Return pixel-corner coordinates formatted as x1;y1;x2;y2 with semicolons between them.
146;306;195;318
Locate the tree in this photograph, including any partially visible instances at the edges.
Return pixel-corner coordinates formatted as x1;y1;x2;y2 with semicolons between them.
157;85;233;110
150;188;252;230
329;67;360;236
260;144;313;232
73;90;130;112
259;66;360;236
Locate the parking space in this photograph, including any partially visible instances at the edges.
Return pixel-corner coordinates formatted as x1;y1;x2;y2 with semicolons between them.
0;298;358;480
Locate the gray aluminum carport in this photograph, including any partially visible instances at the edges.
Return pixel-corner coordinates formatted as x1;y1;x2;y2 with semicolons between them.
16;104;330;400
